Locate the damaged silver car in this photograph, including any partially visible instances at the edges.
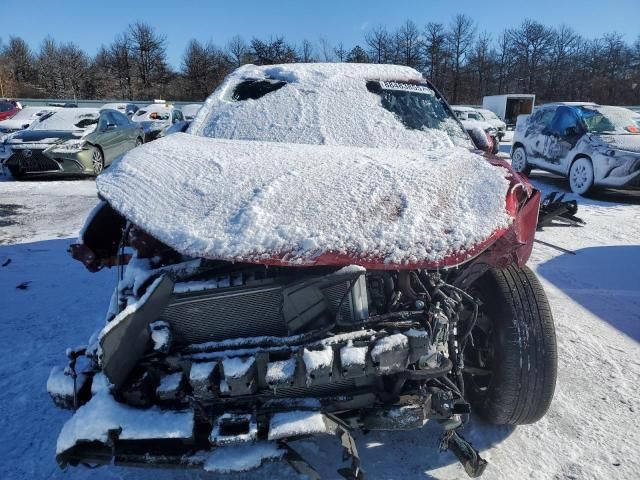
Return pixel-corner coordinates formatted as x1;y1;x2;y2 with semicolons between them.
49;64;557;479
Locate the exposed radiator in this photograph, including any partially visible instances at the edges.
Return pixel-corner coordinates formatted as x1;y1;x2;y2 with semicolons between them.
160;276;366;347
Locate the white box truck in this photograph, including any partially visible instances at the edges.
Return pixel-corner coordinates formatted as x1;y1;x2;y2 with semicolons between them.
482;94;535;127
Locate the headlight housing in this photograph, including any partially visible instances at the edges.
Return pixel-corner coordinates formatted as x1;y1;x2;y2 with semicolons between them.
48;140;88;154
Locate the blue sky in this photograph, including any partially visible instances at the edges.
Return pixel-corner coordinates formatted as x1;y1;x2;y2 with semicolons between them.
3;0;639;67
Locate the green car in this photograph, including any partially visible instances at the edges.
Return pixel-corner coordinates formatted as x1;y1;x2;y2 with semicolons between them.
1;108;144;178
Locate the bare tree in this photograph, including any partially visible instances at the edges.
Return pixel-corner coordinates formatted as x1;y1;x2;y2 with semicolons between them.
183;39;231;99
4;36;34;84
365;25;390;64
299;39;316;63
250;36;298;65
423;22;447;86
346;45;370;63
446;14;476;104
507;19;554;92
395;20;422;68
128;21;168;98
334;42;347;62
226;35;249;67
318;37;334;62
109;33;134;99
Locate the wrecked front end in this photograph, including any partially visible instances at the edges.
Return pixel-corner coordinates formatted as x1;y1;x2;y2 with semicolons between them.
49;200;544;478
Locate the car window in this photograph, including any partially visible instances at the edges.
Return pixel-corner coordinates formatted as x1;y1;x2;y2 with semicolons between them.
174;110;184;123
232;79;287;101
0;102;15;112
532;108;555;128
367;80;472;148
468;112;481;120
549;106;581;137
111;111;130;127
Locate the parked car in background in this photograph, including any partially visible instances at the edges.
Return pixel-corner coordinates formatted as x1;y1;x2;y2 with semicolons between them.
452;105;500;153
512;103;640;194
0;99;22;121
101;102;140;118
180;103;202;120
475;108;507;138
1;108;144;178
55;64;555;479
47;102;78;108
132;103;185;141
0;106;61;135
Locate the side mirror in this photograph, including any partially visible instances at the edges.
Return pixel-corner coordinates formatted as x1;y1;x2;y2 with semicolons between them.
106;122;116;130
564;126;579;137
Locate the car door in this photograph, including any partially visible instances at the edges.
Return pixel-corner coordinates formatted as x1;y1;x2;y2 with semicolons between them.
110;111;136;156
96;112;121;164
540;106;584;171
524;108;556;166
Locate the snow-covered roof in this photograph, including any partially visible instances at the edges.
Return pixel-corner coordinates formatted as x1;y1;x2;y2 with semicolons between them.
97;133;512;268
27;108;99;131
188;63;472;150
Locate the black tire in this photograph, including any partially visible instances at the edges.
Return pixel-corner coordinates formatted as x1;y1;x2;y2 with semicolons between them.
511;146;532;176
464;265;557;425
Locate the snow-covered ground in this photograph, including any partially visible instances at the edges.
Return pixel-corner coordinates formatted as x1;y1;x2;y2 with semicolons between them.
1;157;639;479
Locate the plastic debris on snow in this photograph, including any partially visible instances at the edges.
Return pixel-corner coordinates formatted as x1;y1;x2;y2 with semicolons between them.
267;410;334;440
150;320;170;351
56;374;193;454
222;356;255;378
97;134;512;266
202;442;285;473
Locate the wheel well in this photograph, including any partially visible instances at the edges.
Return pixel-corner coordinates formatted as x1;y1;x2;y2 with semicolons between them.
568;154;591;175
511;142;525;156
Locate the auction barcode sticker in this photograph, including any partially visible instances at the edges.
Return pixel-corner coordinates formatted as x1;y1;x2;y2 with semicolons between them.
379;81;434;94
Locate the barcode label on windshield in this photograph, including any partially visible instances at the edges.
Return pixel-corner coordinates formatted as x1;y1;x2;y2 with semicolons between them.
380;81;434;94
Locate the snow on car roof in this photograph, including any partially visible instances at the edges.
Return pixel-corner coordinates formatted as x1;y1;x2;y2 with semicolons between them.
28;107;99;131
188;63;470;150
97;133;512;268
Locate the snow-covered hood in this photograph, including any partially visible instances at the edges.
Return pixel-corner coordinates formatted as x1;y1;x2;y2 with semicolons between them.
97;133;514;269
0;118;32;132
5;129;84;145
596;134;640;154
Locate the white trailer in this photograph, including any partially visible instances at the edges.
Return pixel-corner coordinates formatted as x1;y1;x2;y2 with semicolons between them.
482;94;535;127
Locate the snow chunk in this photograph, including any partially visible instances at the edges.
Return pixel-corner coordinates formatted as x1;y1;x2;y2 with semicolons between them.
157;372;183;393
268;410;333;440
222;356;255;378
266;358;296;384
203;442;284;473
371;334;408;357
57;374;193;454
189;362;217;381
173;280;219;294
303;347;334;372
340;342;368;367
97;134;512;267
150;320;171;351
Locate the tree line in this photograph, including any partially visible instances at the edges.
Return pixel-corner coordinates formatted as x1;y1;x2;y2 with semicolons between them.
1;15;639;105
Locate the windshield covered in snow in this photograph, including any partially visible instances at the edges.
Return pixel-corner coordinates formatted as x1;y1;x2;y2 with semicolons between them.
368;81;470;148
3;106;56;121
580;106;640;134
28;108;99;131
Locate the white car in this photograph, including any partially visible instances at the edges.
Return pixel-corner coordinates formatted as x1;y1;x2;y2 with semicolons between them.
101;103;139;118
179;103;202;121
451;106;500;153
511;103;640;194
475;109;507;137
132;104;185;141
0;106;61;135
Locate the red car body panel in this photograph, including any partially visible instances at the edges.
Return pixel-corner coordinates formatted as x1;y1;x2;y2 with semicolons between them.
0;99;21;121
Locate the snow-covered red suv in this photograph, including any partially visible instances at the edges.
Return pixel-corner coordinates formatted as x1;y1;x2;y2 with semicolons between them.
50;64;556;478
